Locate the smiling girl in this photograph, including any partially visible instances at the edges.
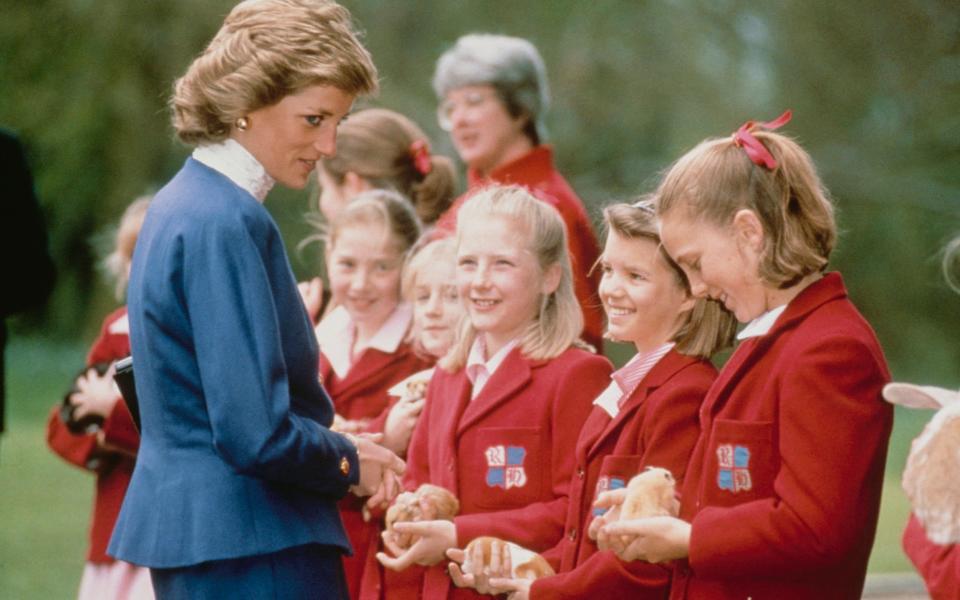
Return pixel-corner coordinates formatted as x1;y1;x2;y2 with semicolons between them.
599;113;893;600
314;189;432;597
376;185;612;600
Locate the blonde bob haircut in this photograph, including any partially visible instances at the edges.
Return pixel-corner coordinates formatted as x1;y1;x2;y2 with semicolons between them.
172;0;378;145
103;195;151;301
440;185;582;371
656;130;836;289
603;200;737;359
320;108;456;225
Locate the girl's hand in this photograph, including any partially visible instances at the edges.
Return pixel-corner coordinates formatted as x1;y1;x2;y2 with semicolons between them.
446;540;514;595
487;577;532;600
381;396;426;455
377;520;456;570
69;366;120;420
600;516;692;563
590;487;626;551
297;276;324;323
333;416;373;434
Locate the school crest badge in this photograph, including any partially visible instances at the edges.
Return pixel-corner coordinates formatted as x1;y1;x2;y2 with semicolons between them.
485;445;528;489
716;444;752;492
592;475;626;516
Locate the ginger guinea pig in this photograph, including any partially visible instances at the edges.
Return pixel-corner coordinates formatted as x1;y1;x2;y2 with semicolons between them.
461;536;555;581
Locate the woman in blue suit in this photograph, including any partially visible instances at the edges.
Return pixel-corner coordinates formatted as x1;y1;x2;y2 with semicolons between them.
107;1;405;597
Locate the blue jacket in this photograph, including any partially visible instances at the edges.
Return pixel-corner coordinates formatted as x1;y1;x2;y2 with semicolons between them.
108;158;359;568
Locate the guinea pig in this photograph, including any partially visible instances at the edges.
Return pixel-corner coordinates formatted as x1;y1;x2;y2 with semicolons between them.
620;466;680;521
461;536;555;581
384;483;459;550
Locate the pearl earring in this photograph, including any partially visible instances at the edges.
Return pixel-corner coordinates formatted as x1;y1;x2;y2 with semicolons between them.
235;117;249;131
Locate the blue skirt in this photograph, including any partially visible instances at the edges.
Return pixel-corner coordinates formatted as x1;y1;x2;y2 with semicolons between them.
150;543;347;599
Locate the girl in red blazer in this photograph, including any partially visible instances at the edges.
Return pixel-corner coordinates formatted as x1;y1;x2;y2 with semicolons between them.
376;185;612;599
598;112;893;600
446;199;737;599
46;197;154;600
314;190;432;597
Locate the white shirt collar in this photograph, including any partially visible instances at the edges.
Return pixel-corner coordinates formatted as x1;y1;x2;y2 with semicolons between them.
737;304;788;340
315;304;413;379
192;138;275;202
466;336;519;400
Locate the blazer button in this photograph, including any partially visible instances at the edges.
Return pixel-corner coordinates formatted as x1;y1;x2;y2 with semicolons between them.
568;528;577;541
340;456;350;476
577;467;585;479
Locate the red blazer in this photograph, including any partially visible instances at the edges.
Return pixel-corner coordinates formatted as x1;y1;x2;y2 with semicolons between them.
669;273;893;600
435;146;604;352
903;513;960;600
320;342;432;599
45;306;140;563
530;350;717;599
376;345;611;600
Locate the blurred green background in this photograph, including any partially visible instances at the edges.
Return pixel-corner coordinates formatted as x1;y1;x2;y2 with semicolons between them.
1;0;957;597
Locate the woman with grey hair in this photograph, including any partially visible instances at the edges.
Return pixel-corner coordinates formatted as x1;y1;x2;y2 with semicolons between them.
432;33;605;352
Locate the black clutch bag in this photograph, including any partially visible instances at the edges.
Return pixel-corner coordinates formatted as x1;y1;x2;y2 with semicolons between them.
60;362;111;434
113;356;141;432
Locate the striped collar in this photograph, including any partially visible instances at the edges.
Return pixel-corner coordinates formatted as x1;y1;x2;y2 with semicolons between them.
594;343;674;418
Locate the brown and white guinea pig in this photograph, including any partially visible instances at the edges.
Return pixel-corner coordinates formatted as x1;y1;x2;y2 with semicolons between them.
619;466;680;521
384;484;459;549
461;536;555;581
883;382;960;544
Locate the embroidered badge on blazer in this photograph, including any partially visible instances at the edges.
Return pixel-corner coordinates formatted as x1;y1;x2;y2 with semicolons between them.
485;445;528;489
717;444;753;492
592;475;627;516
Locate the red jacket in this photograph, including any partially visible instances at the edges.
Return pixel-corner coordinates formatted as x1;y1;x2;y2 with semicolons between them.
530;350;717;599
376;345;611;600
435;146;604;353
45;306;140;563
903;513;960;600
670;273;893;600
320;341;432;599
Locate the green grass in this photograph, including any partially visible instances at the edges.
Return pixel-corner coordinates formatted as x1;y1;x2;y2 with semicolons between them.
0;336;932;597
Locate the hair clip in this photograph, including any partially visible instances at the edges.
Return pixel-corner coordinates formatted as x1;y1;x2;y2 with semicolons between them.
732;109;792;170
410;140;432;176
630;198;656;214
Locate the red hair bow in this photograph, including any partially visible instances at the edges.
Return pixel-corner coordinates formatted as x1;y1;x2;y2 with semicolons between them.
732;109;792;170
410;139;432;176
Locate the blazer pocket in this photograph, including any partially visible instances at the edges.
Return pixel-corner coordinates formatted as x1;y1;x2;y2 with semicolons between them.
470;426;543;509
702;419;778;507
591;454;643;516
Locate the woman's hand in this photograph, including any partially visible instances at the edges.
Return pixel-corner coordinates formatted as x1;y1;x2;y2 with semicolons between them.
377;519;456;570
297;276;324;324
381;396;425;455
447;541;515;595
600;516;692;563
347;433;405;504
69;366;120;421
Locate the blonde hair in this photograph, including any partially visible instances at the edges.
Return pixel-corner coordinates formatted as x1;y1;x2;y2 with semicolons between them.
325;189;421;257
104;196;151;300
320;108;456;224
656;130;836;289
440;185;582;371
602;200;737;359
401;236;461;355
172;0;378;145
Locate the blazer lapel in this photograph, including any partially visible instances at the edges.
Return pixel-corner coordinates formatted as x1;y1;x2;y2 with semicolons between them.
331;348;403;396
438;374;473;494
587;350;696;457
456;349;532;435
